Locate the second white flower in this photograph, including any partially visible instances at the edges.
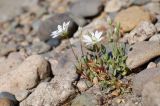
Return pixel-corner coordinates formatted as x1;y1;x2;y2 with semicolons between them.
82;31;103;45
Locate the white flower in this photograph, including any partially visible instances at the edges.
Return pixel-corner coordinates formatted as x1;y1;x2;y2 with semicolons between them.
82;31;103;45
51;21;70;38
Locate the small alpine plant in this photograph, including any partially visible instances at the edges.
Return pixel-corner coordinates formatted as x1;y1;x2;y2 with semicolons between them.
51;20;130;95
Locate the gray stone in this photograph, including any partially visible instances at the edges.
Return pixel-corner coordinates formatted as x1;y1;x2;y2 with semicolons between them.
0;92;18;106
69;0;103;18
0;43;17;56
77;79;92;92
158;62;160;67
70;14;88;26
133;67;160;95
0;55;51;95
46;38;60;47
105;0;122;13
131;0;150;5
155;57;160;64
28;41;51;54
147;62;157;69
85;85;102;96
144;2;160;15
156;15;160;23
12;34;25;42
74;14;109;38
0;98;16;106
37;13;78;41
123;21;156;44
50;41;80;79
20;42;80;106
155;22;160;32
111;94;142;106
32;20;41;34
20;79;76;106
0;0;38;22
108;12;118;20
142;75;160;106
149;34;160;41
126;41;160;69
15;90;30;102
0;52;26;76
0;92;17;102
71;94;98;106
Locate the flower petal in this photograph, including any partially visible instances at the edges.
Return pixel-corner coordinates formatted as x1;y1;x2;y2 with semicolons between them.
63;21;70;31
83;35;92;42
57;25;63;32
95;31;103;39
51;31;60;38
89;31;95;37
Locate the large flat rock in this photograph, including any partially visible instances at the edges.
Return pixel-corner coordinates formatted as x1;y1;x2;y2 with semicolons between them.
126;41;160;69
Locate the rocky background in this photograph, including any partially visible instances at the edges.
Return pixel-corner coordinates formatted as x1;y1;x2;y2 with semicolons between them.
0;0;160;106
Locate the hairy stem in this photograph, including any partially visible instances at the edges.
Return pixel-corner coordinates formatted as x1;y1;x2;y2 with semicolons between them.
67;38;79;62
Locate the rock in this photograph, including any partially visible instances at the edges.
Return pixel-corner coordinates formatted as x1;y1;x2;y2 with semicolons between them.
0;92;17;103
111;94;142;106
71;94;98;106
0;92;18;106
0;55;51;95
155;57;160;64
123;21;156;44
147;62;157;69
105;0;122;13
120;0;133;8
27;41;51;54
131;0;150;5
142;75;160;106
0;52;26;76
20;42;81;106
20;80;76;106
115;6;152;32
46;38;61;47
0;98;16;106
144;2;160;15
155;57;160;67
69;0;103;18
0;0;38;22
155;22;160;32
50;42;80;80
48;0;70;14
70;14;88;26
133;67;160;95
0;43;17;56
155;15;160;32
158;62;160;67
74;14;109;38
32;20;41;34
149;34;160;41
126;41;160;69
152;0;160;2
108;12;118;20
15;90;30;102
37;13;78;41
156;15;160;23
12;34;25;43
77;79;93;92
86;85;102;94
29;5;46;18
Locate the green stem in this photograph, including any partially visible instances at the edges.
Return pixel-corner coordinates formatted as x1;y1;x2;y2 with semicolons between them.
67;38;79;62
